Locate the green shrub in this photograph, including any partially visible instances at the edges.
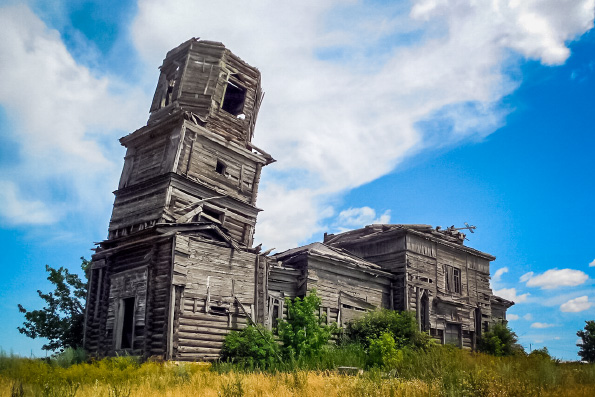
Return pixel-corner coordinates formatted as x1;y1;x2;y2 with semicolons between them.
366;332;404;370
477;322;523;357
277;290;336;360
529;347;554;361
345;309;429;350
220;325;280;369
52;347;87;368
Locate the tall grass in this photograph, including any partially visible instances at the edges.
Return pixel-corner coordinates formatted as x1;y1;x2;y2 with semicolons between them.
1;347;595;396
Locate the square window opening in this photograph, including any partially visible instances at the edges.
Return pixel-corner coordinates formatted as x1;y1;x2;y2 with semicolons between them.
196;207;223;224
215;160;226;175
222;81;246;116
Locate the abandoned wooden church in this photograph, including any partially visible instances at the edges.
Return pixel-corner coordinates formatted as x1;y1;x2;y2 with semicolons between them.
83;38;513;360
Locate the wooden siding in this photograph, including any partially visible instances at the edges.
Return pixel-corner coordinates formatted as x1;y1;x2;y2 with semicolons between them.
170;235;260;361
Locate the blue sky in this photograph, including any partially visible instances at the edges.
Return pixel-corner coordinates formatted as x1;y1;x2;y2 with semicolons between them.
0;0;594;360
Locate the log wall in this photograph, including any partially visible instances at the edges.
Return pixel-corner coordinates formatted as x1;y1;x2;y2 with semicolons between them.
170;235;261;361
85;237;173;358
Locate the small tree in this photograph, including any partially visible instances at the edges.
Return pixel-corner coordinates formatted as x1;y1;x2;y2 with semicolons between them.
277;290;336;359
577;320;595;363
477;322;522;357
18;258;89;351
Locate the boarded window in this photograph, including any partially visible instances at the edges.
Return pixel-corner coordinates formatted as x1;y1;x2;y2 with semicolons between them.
445;265;461;294
221;81;246;116
445;323;461;346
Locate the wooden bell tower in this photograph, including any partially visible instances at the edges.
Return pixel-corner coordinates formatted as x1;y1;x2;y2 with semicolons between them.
85;39;274;360
108;38;274;247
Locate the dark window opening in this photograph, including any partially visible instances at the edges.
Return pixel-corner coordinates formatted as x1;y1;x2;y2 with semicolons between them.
475;308;482;337
202;207;222;222
159;78;176;109
164;83;174;106
272;304;279;329
342;304;366;312
420;293;430;332
120;297;135;349
209;305;228;316
221;81;246;116
193;207;224;224
215;160;226;175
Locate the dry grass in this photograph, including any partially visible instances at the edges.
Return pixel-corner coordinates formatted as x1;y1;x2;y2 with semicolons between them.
2;350;595;396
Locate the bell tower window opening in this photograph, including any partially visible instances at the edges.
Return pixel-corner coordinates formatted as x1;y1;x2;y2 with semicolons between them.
192;206;224;224
158;77;177;110
215;160;227;175
221;80;246;116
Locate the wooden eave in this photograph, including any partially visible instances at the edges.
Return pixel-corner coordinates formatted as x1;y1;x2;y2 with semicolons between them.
491;295;515;308
93;221;242;259
154;222;241;250
434;295;475;309
92;232;172;259
119;110;185;146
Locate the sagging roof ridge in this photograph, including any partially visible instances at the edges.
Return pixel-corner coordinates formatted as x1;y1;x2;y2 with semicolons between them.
273;242;384;272
326;224;495;261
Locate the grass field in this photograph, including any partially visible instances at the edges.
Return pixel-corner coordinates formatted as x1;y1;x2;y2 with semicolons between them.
2;347;595;396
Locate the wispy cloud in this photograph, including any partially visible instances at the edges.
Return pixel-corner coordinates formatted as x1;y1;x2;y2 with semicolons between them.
589;259;595;267
493;267;509;283
560;296;593;313
0;5;148;230
493;288;529;303
520;268;589;290
531;322;556;329
0;1;593;248
0;181;56;225
128;0;595;249
334;207;391;232
508;314;520;321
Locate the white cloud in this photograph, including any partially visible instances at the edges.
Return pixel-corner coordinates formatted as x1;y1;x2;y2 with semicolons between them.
493;267;509;282
493;288;529;303
520;268;589;289
129;0;594;249
524;313;533;321
0;181;56;225
0;5;148;227
589;259;595;267
335;207;391;230
531;322;556;329
508;314;520;321
1;1;593;248
560;296;593;313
